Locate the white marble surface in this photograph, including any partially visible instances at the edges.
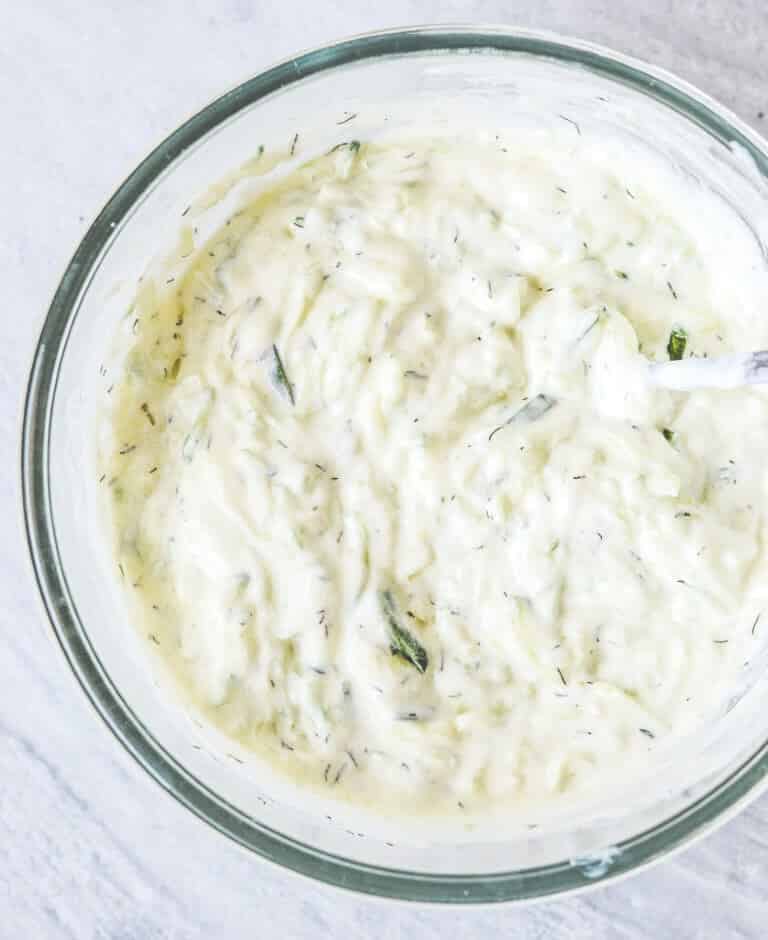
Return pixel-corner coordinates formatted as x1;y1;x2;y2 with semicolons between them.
3;2;768;936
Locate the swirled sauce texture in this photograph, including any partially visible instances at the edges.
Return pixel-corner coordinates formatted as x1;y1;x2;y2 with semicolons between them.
104;135;768;814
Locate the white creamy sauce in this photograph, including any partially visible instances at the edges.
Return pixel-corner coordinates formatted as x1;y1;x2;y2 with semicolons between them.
103;133;768;815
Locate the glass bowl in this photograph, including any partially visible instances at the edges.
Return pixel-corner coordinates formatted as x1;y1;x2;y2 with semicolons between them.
22;26;768;903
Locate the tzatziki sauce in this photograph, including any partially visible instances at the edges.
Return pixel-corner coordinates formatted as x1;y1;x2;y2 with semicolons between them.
102;133;768;816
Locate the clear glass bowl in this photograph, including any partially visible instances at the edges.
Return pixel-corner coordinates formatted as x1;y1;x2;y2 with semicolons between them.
22;26;768;902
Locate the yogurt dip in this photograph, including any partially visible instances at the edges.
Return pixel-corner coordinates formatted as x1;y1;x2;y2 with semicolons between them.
101;132;768;815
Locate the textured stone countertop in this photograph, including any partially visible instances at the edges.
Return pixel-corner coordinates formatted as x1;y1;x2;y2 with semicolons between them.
3;2;768;936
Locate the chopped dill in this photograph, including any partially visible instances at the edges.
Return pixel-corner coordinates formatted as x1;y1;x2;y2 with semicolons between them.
141;402;156;426
379;590;428;673
329;140;361;154
577;314;600;343
488;394;557;441
271;345;295;405
558;114;581;135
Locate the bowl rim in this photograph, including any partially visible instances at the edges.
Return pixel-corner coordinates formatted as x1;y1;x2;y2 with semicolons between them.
21;24;768;903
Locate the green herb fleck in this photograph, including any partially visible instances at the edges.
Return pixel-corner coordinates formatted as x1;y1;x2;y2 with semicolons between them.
379;590;428;674
141;402;156;426
662;428;675;445
272;345;295;405
577;314;600;343
330;140;361;154
667;326;687;361
558;114;581;136
489;394;557;441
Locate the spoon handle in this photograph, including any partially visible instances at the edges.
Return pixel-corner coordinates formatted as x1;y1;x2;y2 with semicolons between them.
649;350;768;391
